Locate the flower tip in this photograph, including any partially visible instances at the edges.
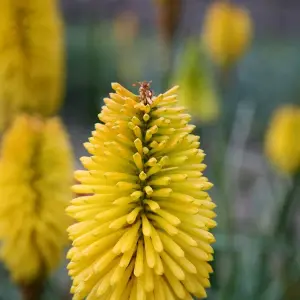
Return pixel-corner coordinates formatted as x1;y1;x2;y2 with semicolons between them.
111;82;120;90
163;85;180;97
203;182;214;190
139;171;147;181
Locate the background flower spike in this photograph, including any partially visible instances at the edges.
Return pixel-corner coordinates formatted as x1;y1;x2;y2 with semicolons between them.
0;114;73;298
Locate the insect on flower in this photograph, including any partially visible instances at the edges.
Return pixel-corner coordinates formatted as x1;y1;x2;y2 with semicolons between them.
133;81;154;105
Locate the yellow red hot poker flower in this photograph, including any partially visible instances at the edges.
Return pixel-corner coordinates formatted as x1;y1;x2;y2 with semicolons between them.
0;0;64;131
202;1;253;67
265;105;300;174
67;82;217;300
0;115;73;284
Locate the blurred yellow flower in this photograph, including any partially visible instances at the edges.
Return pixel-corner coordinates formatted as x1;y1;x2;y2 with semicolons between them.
67;82;216;300
113;11;139;45
202;1;253;67
0;115;73;283
174;40;220;124
265;105;300;174
0;0;65;131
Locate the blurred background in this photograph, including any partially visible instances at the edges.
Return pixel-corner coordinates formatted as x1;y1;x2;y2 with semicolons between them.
1;0;300;299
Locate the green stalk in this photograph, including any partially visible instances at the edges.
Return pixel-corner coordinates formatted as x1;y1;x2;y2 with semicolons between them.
20;278;44;300
274;172;300;235
215;62;239;300
255;172;300;298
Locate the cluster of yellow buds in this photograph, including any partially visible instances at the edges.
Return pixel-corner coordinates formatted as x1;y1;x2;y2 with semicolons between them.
0;0;64;131
0;115;73;283
202;1;253;67
67;82;216;300
265;105;300;174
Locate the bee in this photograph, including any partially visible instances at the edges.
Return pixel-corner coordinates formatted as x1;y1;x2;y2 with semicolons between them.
133;81;154;105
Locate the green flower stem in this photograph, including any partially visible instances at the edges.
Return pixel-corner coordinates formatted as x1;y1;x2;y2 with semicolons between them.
274;172;300;235
216;62;239;300
20;278;44;300
277;173;300;300
256;171;300;298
